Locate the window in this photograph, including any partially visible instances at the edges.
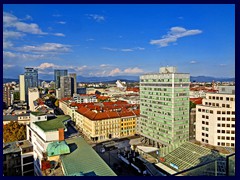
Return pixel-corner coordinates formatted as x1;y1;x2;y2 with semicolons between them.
216;97;219;100
226;137;230;140
226;130;230;134
217;124;221;127
231;137;235;140
227;111;230;115
202;115;205;118
231;143;235;147
206;116;209;119
206;122;209;125
222;124;225;127
222;136;225;140
217;117;221;120
222;130;225;133
202;121;205;124
221;142;225;146
220;97;223;100
231;130;235;134
232;124;235;128
230;98;234;101
226;97;229;101
198;109;201;112
217;130;220;133
231;118;235;121
232;111;235;115
217;111;221;114
222;111;226;114
218;142;220;146
210;110;213;114
227;124;230;127
202;133;205;136
222;117;225;121
222;104;225;107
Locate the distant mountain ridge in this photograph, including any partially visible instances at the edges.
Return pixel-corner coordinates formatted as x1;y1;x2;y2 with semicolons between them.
3;76;235;83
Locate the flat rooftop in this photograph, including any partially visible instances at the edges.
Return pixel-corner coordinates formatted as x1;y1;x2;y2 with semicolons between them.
34;115;71;132
61;137;117;176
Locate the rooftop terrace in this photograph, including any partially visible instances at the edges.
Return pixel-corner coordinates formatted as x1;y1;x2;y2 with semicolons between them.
34;115;71;132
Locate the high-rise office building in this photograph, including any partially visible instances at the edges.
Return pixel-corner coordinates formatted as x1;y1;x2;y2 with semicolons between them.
28;88;40;111
3;84;12;107
69;73;77;94
139;66;190;147
19;67;38;103
19;74;25;102
54;69;68;89
60;76;74;98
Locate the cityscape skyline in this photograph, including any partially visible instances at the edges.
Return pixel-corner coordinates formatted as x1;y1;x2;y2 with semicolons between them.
3;4;235;79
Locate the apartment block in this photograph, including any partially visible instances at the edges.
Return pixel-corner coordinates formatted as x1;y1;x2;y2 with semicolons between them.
196;92;235;147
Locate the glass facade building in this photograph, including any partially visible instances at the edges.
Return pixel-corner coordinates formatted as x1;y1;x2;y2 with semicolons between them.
139;67;190;147
54;69;68;89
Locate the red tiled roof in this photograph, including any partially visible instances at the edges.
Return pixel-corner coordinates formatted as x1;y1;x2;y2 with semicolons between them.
190;98;203;105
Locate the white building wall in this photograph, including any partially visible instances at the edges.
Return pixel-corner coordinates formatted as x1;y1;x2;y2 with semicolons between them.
196;93;235;147
19;75;25;102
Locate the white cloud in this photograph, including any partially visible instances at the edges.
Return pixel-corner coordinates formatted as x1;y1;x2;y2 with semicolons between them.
190;60;197;64
109;68;121;76
150;26;202;47
53;33;65;37
3;51;45;61
24;15;33;20
178;16;184;20
220;64;227;66
37;63;59;69
134;47;145;50
3;40;13;49
86;38;95;41
102;47;117;51
86;14;105;22
53;14;62;17
121;49;134;52
100;64;109;67
102;47;145;52
124;67;144;74
3;31;25;39
3;64;15;69
19;43;71;53
3;11;47;35
57;21;66;24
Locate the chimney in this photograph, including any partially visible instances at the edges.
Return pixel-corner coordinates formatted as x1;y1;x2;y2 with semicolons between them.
58;128;65;141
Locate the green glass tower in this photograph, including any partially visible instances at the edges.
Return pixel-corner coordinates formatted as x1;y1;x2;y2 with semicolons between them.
139;67;190;147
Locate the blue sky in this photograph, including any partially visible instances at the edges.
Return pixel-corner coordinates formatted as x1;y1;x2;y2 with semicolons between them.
3;4;235;79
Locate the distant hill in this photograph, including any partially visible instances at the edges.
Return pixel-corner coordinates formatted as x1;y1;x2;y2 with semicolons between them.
190;76;235;83
3;76;234;84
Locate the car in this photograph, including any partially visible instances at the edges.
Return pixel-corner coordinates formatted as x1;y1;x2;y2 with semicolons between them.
100;148;105;153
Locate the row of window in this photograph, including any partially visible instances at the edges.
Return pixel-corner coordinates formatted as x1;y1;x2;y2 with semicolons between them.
217;117;235;121
208;96;234;101
217;130;235;134
205;102;231;108
217;123;235;128
217;136;235;140
217;142;234;147
198;109;235;115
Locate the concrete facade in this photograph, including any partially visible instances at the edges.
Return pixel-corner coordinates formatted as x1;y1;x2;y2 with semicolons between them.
196;93;235;147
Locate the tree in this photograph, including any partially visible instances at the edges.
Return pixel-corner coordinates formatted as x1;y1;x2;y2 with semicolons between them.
190;101;196;110
13;91;20;100
3;121;26;143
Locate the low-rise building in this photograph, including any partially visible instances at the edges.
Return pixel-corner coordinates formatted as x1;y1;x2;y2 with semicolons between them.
3;140;34;176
